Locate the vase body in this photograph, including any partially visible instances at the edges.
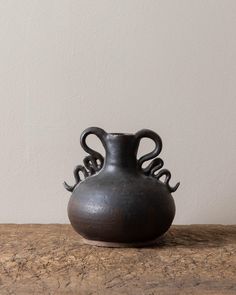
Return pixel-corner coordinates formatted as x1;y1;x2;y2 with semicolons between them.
64;127;179;247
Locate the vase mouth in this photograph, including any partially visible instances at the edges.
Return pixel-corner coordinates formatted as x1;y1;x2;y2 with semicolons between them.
109;132;133;136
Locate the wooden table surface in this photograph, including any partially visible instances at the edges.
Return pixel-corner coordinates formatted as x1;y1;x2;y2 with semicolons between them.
0;224;235;295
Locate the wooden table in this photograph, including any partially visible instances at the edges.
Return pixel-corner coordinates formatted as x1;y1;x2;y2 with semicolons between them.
0;224;235;295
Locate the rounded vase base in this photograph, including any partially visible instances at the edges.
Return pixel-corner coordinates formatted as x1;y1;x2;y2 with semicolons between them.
80;236;164;248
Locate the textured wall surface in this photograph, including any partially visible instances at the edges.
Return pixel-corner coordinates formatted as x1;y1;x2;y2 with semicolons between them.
0;1;235;223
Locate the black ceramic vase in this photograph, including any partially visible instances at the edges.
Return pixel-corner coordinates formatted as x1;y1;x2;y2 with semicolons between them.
64;127;179;247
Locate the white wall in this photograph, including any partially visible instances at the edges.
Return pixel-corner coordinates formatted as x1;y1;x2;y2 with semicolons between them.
0;1;235;224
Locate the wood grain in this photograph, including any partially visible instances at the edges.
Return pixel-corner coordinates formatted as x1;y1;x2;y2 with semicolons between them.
0;224;235;295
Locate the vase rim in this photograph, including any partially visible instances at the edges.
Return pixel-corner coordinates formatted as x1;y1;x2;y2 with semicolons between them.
108;132;133;136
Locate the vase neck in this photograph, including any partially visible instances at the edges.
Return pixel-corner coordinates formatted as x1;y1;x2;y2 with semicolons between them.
104;134;138;170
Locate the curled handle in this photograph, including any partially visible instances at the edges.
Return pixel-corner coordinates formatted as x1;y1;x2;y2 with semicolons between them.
154;169;180;193
80;127;107;164
64;127;107;193
135;129;163;168
64;165;88;192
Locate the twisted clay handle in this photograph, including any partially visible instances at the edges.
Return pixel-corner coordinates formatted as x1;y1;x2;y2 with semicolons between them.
80;127;107;163
64;127;107;192
135;129;163;168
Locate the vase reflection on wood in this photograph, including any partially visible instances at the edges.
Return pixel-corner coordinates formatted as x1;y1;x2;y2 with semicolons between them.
64;127;180;247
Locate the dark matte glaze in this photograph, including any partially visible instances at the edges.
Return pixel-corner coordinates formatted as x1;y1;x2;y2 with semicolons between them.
64;127;179;246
